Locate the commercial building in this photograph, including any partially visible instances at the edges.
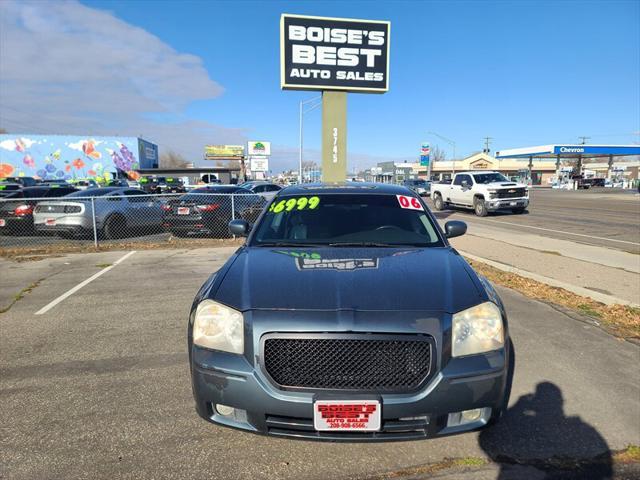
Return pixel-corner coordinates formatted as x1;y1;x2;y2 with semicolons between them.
0;134;158;182
363;148;639;186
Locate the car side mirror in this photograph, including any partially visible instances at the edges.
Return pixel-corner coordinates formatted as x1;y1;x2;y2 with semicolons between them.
229;219;250;237
444;220;467;239
461;180;469;188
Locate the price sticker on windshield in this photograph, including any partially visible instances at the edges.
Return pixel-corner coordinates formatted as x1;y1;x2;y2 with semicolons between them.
396;194;422;211
269;196;320;213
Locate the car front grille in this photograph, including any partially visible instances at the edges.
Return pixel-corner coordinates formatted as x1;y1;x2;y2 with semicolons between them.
495;188;526;199
262;334;433;392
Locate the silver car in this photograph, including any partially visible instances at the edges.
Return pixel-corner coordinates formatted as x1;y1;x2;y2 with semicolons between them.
34;187;163;239
240;181;282;201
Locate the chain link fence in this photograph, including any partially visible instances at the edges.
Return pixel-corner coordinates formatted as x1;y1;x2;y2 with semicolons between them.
0;191;267;253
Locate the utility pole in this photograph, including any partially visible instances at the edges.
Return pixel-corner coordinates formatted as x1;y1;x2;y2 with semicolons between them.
483;137;493;154
578;136;590;145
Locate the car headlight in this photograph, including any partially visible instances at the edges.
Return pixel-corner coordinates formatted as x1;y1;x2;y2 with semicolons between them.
452;302;504;357
193;300;244;354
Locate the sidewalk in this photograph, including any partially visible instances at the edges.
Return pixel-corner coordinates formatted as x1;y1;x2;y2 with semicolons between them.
447;222;640;306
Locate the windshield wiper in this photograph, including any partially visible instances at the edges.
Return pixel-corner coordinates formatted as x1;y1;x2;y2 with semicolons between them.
255;242;324;247
329;242;431;248
328;242;395;247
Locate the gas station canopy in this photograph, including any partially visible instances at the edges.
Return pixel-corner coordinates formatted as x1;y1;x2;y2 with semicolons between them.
496;144;640;159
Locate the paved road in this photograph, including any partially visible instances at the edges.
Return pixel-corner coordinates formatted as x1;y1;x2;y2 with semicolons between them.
427;189;640;254
1;248;638;479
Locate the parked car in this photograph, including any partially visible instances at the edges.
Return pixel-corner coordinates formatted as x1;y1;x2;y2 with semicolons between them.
34;187;163;239
0;176;39;187
0;182;24;198
403;178;431;196
140;176;186;194
0;185;78;235
188;183;513;440
40;179;71;186
431;171;529;216
71;179;99;190
162;185;265;237
240;181;282;201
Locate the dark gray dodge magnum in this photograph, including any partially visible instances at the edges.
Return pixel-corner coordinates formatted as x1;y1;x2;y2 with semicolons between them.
188;183;513;441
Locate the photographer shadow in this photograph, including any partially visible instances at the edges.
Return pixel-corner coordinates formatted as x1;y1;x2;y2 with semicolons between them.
479;381;613;479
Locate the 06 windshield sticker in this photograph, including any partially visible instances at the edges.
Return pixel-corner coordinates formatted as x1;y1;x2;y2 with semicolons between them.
268;196;320;213
396;194;422;211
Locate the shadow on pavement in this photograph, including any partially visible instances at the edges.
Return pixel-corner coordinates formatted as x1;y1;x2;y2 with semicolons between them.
478;382;613;479
430;210;457;221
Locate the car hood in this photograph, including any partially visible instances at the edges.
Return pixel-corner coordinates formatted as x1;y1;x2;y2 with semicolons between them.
213;247;483;313
483;182;526;189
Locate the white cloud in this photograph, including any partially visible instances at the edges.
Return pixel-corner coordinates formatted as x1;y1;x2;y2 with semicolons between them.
0;0;411;174
0;0;235;162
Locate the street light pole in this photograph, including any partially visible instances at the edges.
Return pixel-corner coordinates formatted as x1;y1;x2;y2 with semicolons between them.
299;96;321;184
299;101;303;184
427;131;457;176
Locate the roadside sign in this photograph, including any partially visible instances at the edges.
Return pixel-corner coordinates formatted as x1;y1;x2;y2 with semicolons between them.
250;156;269;172
420;143;430;166
280;14;390;93
204;145;244;159
247;141;271;156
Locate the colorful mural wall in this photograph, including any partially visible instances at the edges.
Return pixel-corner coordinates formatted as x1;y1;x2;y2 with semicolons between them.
0;135;158;182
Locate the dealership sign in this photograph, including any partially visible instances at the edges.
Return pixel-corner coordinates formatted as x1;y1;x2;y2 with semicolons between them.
280;14;390;93
247;141;271;156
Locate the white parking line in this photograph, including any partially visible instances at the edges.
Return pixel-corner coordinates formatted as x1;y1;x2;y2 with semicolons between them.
35;251;137;315
463;218;640;246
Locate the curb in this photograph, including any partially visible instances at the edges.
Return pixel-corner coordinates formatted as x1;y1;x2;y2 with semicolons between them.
459;250;640;308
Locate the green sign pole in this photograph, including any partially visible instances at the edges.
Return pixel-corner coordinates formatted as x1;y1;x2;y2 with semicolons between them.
321;91;347;183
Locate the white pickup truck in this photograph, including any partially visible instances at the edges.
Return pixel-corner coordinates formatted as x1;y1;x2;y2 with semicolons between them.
430;171;529;216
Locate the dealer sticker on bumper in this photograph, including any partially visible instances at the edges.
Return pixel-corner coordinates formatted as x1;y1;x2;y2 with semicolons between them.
314;400;381;431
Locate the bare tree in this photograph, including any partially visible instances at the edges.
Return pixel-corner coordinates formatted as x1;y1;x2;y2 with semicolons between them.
431;145;447;162
159;150;190;168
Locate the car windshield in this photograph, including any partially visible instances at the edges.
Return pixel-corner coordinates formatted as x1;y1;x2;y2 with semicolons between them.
473;173;509;184
251;193;443;247
407;180;427;186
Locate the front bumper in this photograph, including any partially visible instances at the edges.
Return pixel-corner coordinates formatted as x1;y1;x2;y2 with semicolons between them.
190;344;509;441
485;198;529;211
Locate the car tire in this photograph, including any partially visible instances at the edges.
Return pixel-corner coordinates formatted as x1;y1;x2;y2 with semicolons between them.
103;215;126;240
474;198;488;217
433;193;445;211
511;207;526;214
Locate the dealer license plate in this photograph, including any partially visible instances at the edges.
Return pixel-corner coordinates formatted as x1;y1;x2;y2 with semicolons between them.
313;400;381;431
177;207;190;215
45;218;56;226
509;201;517;206
0;219;5;227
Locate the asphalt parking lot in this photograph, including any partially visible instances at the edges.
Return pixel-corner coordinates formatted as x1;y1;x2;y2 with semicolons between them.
1;247;639;479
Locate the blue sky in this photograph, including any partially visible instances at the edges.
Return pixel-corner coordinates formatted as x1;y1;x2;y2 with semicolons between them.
2;0;639;172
